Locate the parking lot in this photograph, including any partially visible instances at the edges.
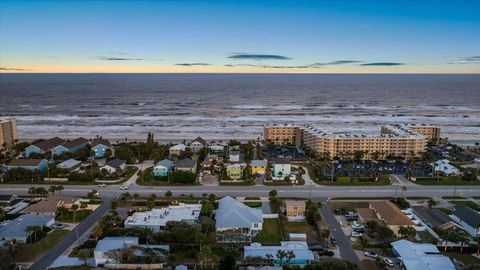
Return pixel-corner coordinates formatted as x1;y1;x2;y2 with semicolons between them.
322;160;433;178
262;145;306;161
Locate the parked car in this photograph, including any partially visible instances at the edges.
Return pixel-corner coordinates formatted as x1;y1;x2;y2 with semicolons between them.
97;183;107;187
119;186;128;190
308;245;324;251
351;231;363;237
330;236;337;245
364;251;378;258
51;223;65;229
382;257;394;267
318;249;334;257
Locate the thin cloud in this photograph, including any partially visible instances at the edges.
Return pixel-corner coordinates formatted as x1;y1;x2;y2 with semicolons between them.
0;67;28;71
225;64;320;69
95;56;145;61
450;56;480;64
326;60;361;65
228;53;292;60
360;62;404;66
107;52;128;55
175;63;211;66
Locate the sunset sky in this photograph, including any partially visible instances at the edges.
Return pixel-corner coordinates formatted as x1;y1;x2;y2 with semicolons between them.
1;0;479;73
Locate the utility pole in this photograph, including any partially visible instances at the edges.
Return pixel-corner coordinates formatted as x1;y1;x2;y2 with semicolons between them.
453;184;457;200
331;161;334;183
309;181;313;201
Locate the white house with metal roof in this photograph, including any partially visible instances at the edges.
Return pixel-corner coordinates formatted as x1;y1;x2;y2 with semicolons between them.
57;158;82;171
215;196;263;243
391;239;455;270
169;143;187;156
244;241;314;266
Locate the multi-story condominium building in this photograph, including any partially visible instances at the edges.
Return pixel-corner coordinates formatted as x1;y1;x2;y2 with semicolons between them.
0;118;18;151
264;123;440;160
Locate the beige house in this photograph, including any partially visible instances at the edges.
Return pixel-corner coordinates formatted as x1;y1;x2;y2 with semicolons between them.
23;196;80;216
226;164;244;180
369;201;415;235
284;200;306;217
169;143;187;156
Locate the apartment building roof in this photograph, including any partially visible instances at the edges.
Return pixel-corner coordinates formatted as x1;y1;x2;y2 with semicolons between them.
0;214;55;239
370;201;415;226
124;204;201;227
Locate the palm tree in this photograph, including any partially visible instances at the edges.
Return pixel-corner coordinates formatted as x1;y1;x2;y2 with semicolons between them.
132;193;140;201
25;225;41;243
265;254;274;265
92;225;103;241
276;250;287;265
71;204;79;222
285;250;296;265
458;231;469;253
49;186;56;195
57;185;64;197
28;186;37;198
165;190;172;201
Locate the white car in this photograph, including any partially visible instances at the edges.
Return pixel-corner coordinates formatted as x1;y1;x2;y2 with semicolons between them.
119;186;128;190
382;257;394;267
351;231;363;237
97;183;107;187
363;251;378;258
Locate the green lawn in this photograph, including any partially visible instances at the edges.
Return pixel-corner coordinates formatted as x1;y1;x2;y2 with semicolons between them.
318;176;391;186
15;229;70;262
448;200;480;211
298;163;318;180
244;201;263;207
442;252;480;266
57;209;92;223
253;218;283;245
280;217;318;242
415;176;480;185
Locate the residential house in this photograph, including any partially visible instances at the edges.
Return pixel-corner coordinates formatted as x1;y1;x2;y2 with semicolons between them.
369;201;415;235
201;154;224;173
25;137;65;157
0;194;17;205
23;196;80;215
244;241;315;266
411;206;462;231
91;137;112;158
450;204;480;237
226;164;244;180
190;137;206;153
209;145;225;154
57;159;82;171
215;196;263;243
229;150;241;163
53;137;89;156
101;158;126;174
7;159;48;173
169;144;187;157
273;158;291;179
251;160;267;175
124;204;202;232
391;239;455;270
175;158;197;173
153;159;174;177
433;159;460;176
284;200;306;219
0;214;55;243
94;237;169;266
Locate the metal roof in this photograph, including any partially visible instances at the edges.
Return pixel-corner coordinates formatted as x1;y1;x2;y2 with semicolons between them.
94;237;139;252
391;240;455;270
453;204;480;228
155;159;174;169
215;196;262;229
244;241;314;261
175;158;197;168
57;159;81;169
0;214;55;239
105;158;126;168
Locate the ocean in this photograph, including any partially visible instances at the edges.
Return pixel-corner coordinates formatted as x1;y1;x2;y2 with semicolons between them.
0;73;479;144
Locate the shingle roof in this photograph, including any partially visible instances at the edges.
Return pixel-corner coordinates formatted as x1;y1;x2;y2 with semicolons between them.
0;214;55;239
412;206;452;228
91;137;111;147
33;137;65;151
215;196;263;228
191;137;206;146
370;201;414;226
155;159;174;169
453;204;480;228
8;159;44;167
105;158;126;168
23;196;77;214
274;157;290;164
61;137;89;149
175;158;196;168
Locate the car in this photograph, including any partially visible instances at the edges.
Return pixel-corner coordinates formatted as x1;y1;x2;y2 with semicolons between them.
98;183;107;187
318;249;334;257
382;257;394;267
330;236;337;245
308;245;324;251
363;251;378;258
119;186;128;190
51;223;65;229
353;227;365;233
351;231;363;237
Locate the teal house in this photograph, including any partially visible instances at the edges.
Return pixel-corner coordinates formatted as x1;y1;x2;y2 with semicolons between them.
153;159;174;177
25;137;65;157
53;137;89;156
7;159;49;173
91;137;112;158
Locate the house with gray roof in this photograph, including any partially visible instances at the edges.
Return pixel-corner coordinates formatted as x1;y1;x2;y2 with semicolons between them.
190;137;207;153
175;158;197;173
215;196;263;243
91;137;112;158
57;158;82;171
101;158;126;174
411;206;461;231
7;159;48;173
0;214;55;243
391;239;455;270
450;204;480;237
153;159;174;177
25;137;65;157
244;241;314;266
53;137;89;156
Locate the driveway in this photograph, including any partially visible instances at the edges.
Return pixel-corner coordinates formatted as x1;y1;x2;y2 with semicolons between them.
320;203;361;266
201;173;219;186
390;174;415;186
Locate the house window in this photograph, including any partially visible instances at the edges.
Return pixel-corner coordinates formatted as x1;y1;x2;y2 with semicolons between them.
253;223;258;228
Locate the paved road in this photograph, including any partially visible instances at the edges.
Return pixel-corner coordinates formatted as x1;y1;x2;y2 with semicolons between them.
1;183;478;199
320;204;361;266
28;198;112;270
390;174;415;186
